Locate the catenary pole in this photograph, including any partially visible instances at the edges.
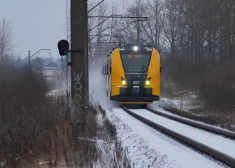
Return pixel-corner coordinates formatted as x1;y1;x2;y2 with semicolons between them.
70;0;88;101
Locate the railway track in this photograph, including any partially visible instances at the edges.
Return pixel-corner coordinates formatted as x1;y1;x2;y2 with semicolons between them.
146;107;235;140
121;106;235;168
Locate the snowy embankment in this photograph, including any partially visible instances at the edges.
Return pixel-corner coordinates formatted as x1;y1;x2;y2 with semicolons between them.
153;96;235;132
132;109;235;158
46;89;65;97
89;70;223;168
149;104;235;133
156;95;203;113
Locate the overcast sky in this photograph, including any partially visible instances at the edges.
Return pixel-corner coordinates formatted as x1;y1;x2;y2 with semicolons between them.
0;0;132;59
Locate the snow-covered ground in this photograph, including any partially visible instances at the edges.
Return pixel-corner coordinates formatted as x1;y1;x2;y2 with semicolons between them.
106;109;223;168
156;96;203;113
149;104;235;133
89;69;225;168
132;109;235;158
46;89;65;97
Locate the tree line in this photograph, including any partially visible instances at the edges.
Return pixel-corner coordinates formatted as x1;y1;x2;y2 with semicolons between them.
89;0;235;63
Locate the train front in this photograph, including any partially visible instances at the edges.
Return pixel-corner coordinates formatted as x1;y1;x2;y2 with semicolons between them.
110;44;160;105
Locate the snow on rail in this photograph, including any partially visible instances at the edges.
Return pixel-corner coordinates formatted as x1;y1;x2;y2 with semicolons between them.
146;107;235;140
107;108;223;168
132;109;235;159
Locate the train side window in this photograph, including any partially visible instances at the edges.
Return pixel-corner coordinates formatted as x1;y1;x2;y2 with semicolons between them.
106;64;108;75
108;64;109;85
110;62;111;73
105;64;108;75
107;64;108;74
106;64;108;74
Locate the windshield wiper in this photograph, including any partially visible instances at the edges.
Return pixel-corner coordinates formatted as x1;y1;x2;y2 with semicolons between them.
136;64;145;78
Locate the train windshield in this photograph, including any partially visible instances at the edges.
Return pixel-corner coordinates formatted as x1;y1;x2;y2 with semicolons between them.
121;53;151;73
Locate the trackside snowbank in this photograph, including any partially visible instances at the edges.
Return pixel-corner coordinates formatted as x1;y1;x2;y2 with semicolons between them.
105;109;177;168
89;68;223;168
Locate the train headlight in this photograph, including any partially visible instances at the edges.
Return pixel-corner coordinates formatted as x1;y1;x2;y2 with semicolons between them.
133;46;139;51
145;78;151;86
122;80;126;85
121;78;127;85
146;80;150;85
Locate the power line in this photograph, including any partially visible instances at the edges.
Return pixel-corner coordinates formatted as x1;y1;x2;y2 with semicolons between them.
89;27;113;41
88;16;147;19
88;0;105;13
88;15;148;33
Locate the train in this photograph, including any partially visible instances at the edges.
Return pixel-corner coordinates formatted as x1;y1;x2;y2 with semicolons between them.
101;44;161;107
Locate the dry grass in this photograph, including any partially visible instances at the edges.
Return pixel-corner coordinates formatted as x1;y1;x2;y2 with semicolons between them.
0;64;132;168
0;64;71;167
61;103;132;168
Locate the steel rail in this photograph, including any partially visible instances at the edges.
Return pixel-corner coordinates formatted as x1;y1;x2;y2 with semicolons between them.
147;107;235;140
121;106;235;168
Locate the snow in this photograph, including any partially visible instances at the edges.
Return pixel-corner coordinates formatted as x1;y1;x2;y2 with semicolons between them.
106;108;222;168
149;104;235;133
133;109;235;158
0;162;5;167
89;68;225;168
38;161;51;165
46;89;65;97
157;96;203;113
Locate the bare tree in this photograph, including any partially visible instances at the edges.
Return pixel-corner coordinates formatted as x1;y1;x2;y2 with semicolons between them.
141;0;166;51
31;57;44;71
0;17;13;63
89;3;111;68
113;1;147;44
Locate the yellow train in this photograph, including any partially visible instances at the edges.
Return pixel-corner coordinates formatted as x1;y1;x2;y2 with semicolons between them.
101;44;161;107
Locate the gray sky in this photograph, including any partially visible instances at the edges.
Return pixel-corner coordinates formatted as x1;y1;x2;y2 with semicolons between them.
0;0;67;59
0;0;132;59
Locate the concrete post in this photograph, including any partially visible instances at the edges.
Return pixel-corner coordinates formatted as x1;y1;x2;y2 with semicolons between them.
70;0;88;100
84;0;89;103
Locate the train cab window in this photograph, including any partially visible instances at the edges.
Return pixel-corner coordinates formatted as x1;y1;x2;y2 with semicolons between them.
121;54;151;72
